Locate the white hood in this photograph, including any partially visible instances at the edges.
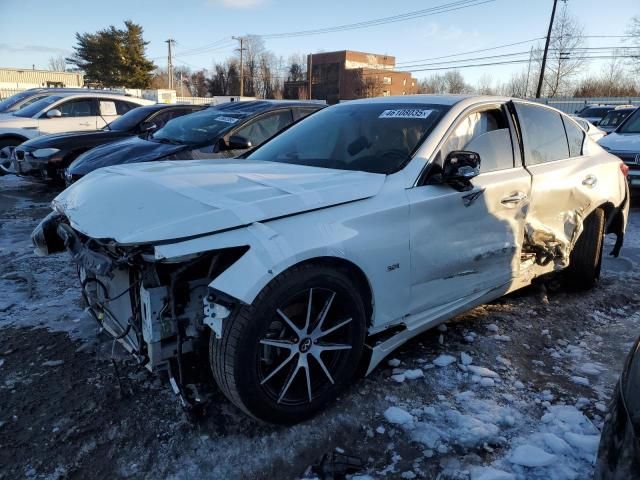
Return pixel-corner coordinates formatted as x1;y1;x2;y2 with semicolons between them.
598;132;640;152
54;159;386;244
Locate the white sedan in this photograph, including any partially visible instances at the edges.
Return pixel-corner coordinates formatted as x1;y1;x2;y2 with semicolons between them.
33;95;629;424
0;91;152;172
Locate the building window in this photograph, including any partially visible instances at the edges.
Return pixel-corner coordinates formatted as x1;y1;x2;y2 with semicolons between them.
383;91;390;96
403;78;407;86
402;91;406;95
411;81;416;87
383;76;392;85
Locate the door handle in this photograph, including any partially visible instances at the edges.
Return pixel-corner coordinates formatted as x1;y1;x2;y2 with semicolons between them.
79;122;90;127
501;191;527;205
582;175;598;187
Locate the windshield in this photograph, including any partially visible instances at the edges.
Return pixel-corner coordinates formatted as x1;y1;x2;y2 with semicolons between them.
150;108;244;145
599;109;634;128
0;90;39;113
246;103;449;174
106;106;154;131
13;95;62;118
618;108;640;134
578;107;611;118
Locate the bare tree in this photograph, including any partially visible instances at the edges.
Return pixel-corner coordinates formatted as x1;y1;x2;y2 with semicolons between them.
444;70;470;94
354;71;383;98
419;73;447;94
537;3;586;97
500;70;531;98
627;15;640;75
48;55;67;72
475;74;495;95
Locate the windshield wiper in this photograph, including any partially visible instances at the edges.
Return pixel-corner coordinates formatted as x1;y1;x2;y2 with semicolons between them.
153;137;183;145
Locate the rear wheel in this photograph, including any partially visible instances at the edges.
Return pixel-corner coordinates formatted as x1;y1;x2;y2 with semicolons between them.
565;208;605;289
0;138;21;176
210;264;367;424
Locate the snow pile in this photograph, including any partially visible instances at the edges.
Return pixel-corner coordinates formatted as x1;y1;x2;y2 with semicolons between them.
433;354;456;367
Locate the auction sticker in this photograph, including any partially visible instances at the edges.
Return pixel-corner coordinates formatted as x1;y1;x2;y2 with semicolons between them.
379;109;433;119
215;116;239;124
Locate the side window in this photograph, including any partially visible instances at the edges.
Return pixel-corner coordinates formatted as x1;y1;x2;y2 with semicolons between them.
115;101;138;115
562;116;585;157
233;110;293;147
149;110;181;129
292;107;320;122
57;99;95;117
441;108;514;173
515;103;569;165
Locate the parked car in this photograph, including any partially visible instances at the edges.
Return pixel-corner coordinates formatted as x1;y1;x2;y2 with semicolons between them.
574;105;616;125
0;88;96;115
598;106;637;134
594;334;640;479
574;117;607;142
11;103;206;183
33;95;628;424
598;106;640;191
64;100;325;184
0;92;152;174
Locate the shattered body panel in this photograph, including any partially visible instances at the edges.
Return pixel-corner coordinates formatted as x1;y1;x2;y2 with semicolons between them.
35;95;629;383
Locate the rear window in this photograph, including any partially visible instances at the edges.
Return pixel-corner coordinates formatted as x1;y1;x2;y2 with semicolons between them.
599;109;635;128
578;107;611;118
562;116;585;157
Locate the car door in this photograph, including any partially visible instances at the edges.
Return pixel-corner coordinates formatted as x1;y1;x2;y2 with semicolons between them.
39;98;98;134
513;102;592;266
406;103;532;316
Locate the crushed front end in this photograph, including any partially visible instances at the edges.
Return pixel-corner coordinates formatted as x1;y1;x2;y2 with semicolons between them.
31;211;244;374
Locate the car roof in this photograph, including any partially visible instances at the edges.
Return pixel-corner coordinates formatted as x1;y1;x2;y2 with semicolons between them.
141;103;205;112
209;100;326;114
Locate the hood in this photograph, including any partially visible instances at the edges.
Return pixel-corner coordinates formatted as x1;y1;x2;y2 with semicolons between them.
20;129;131;149
67;135;187;175
599;132;640;152
53;159;386;244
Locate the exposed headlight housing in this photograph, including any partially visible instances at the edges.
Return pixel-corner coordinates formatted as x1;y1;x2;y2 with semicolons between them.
32;148;61;159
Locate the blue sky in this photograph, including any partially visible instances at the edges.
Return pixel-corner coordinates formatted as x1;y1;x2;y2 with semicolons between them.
0;0;637;86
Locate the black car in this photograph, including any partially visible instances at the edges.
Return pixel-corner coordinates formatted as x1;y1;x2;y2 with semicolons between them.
594;335;640;479
65;100;325;184
598;107;637;134
12;103;205;183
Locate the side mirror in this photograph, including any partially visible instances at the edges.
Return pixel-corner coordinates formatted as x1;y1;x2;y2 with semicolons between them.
46;109;62;118
442;151;481;191
226;135;252;150
592;120;599;126
140;122;157;132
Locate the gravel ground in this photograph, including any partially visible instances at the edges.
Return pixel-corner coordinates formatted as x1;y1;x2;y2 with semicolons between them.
1;175;638;480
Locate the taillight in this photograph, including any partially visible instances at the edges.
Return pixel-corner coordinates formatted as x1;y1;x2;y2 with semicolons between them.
620;163;629;178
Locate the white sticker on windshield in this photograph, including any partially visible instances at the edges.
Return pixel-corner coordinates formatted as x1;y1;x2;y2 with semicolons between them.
379;109;433;119
216;116;239;124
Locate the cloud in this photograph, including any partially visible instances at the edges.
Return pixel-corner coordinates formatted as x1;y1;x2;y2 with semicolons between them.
0;44;70;54
207;0;266;8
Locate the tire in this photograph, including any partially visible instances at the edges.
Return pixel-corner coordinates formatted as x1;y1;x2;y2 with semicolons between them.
565;208;605;290
210;264;367;424
0;138;21;176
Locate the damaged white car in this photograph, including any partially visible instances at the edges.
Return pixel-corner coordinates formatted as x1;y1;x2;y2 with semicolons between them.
33;95;629;424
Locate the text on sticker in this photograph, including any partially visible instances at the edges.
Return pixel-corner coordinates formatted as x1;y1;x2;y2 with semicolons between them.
379;109;433;119
216;116;239;124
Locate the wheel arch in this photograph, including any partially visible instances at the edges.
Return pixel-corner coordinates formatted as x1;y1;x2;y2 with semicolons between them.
0;133;29;144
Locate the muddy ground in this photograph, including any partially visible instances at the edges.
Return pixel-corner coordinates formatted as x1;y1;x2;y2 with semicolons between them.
1;176;639;480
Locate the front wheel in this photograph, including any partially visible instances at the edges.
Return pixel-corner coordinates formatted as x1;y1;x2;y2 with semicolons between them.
210;264;367;424
0;138;21;176
565;208;605;289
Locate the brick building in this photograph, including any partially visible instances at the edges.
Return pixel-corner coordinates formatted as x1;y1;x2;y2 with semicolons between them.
284;50;417;104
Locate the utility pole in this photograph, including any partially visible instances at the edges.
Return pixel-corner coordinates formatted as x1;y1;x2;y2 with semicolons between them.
232;36;245;97
535;0;559;98
525;46;533;97
307;53;313;100
165;38;175;90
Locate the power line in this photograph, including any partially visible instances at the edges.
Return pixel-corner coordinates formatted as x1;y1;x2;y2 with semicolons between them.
258;0;495;39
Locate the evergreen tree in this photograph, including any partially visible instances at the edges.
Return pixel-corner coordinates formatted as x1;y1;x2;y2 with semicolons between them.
67;21;155;88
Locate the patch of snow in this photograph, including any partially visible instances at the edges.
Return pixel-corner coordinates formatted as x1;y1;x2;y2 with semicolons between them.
391;374;406;383
467;365;500;378
460;352;473;365
486;324;499;332
403;369;424;380
384;407;414;426
469;466;515;480
387;358;401;367
433;354;456;367
571;376;590;386
508;445;555;467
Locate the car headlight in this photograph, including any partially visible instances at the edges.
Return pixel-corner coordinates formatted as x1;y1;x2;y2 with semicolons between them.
32;148;61;159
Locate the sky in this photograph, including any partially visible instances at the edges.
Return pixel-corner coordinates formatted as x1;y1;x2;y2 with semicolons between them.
0;0;637;88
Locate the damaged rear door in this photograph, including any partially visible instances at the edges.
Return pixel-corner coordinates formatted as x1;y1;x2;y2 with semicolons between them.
407;102;532;315
513;102;591;267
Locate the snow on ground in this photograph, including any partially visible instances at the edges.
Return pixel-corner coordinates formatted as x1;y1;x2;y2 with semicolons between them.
1;175;639;479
